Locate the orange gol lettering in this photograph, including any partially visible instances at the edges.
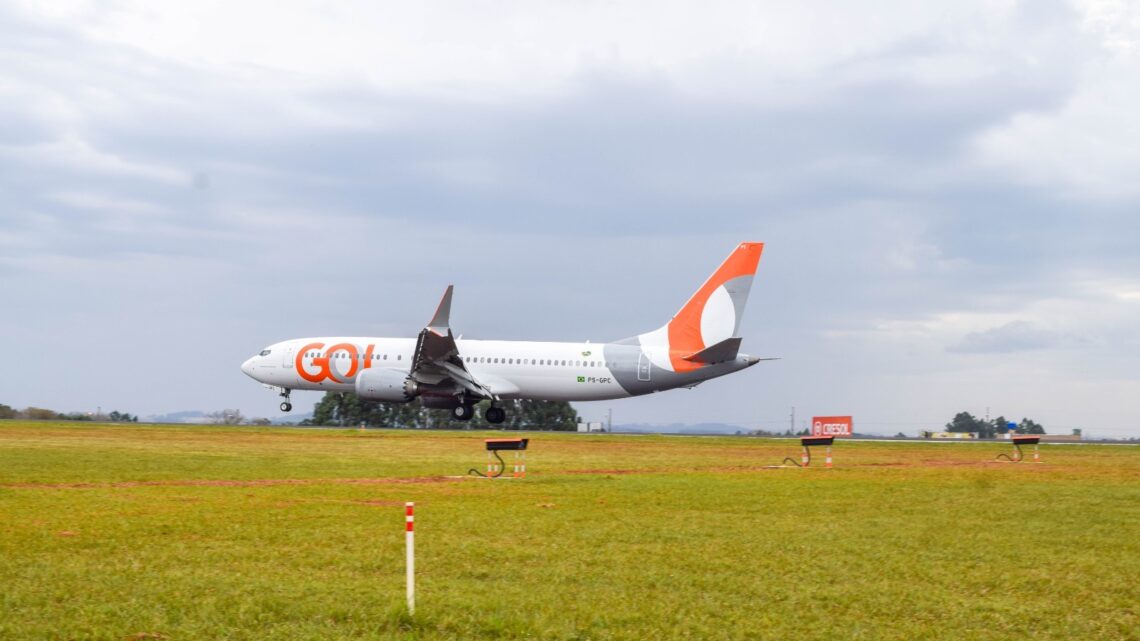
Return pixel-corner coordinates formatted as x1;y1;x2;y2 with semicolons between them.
296;342;376;383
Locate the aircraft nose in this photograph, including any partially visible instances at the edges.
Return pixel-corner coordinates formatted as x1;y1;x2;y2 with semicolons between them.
241;357;256;378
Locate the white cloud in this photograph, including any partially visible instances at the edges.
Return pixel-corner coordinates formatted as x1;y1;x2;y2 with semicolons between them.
948;320;1065;353
9;1;1041;97
970;0;1140;199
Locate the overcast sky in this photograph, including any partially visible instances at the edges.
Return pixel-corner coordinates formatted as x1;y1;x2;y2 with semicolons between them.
2;1;1139;437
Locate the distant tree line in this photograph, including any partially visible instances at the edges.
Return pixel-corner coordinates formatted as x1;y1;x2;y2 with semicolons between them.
206;409;245;425
741;427;811;437
300;393;579;430
944;411;1045;438
0;403;138;422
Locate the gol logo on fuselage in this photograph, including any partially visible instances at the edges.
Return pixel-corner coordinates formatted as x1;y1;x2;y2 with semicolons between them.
296;342;377;383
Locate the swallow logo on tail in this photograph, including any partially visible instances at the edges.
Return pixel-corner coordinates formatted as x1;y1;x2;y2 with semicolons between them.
639;242;764;372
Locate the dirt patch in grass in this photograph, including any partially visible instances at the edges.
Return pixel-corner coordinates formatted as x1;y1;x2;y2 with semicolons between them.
351;499;407;507
564;469;643;475
1;476;465;490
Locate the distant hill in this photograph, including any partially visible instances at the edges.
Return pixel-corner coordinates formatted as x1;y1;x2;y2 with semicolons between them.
613;422;747;435
144;410;314;425
269;413;313;425
145;410;211;424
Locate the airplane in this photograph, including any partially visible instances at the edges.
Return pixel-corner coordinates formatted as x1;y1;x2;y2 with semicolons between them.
240;242;770;424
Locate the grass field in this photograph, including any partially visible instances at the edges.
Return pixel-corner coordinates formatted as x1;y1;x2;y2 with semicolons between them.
1;421;1137;640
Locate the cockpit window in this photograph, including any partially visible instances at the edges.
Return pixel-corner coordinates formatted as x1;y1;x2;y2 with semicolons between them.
259;349;272;356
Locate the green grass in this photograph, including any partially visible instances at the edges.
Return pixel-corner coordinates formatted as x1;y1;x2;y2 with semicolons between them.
1;421;1137;640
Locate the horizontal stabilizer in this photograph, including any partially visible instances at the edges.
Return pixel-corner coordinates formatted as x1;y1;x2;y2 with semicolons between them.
683;337;742;364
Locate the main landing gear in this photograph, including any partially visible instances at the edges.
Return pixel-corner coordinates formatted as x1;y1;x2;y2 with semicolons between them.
279;388;292;413
451;400;505;424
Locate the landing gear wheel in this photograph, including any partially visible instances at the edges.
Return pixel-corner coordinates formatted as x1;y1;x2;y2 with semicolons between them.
280;402;292;412
485;406;506;424
452;404;474;421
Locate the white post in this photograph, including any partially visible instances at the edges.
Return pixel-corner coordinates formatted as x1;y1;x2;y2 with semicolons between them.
405;501;415;615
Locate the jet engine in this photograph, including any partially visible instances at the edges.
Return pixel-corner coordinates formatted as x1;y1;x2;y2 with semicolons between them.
355;368;417;402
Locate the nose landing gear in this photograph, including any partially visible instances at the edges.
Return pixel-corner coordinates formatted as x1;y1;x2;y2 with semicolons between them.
279;388;293;413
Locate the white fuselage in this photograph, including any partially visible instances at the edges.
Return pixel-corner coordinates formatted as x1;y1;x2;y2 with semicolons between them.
241;242;768;415
241;336;758;402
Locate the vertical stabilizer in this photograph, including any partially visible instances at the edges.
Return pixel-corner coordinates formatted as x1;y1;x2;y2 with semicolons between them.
639;242;763;372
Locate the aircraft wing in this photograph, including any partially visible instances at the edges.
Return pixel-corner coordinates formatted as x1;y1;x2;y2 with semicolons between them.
408;286;498;399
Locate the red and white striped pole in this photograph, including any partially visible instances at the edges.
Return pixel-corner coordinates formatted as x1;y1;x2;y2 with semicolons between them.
405;502;415;615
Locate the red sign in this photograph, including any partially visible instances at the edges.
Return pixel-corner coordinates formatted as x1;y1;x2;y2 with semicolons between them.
812;416;852;437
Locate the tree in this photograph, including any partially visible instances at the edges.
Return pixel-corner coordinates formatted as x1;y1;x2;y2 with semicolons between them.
945;411;1002;438
0;404;17;419
506;399;579;430
946;411;982;434
306;393;579;430
23;407;58;420
57;412;93;421
309;394;423;428
1016;418;1045;434
944;412;1049;438
208;409;244;425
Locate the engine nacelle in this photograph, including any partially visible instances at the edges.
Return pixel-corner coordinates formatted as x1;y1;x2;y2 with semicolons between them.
355;368;417;402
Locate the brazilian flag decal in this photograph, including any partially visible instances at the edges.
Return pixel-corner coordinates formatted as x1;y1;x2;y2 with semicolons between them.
577;376;586;383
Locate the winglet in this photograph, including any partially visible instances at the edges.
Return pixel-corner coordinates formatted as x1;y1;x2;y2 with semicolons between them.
427;285;453;336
